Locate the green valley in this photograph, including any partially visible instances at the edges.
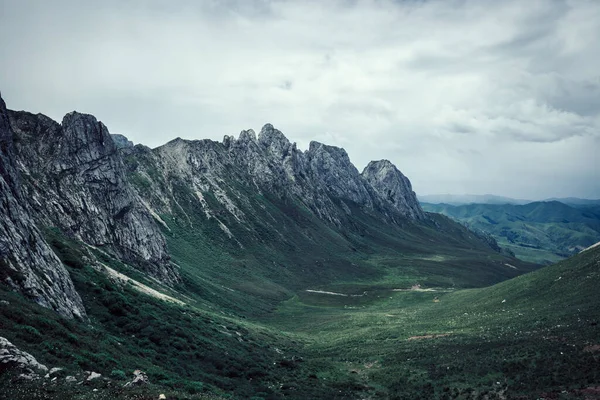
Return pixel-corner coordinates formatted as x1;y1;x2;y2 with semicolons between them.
1;94;599;400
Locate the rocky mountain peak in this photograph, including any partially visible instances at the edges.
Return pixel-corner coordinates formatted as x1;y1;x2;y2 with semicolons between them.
6;104;180;286
238;129;257;144
258;123;293;159
0;94;87;319
362;160;425;220
111;134;134;149
57;112;116;171
61;112;114;147
306;141;373;207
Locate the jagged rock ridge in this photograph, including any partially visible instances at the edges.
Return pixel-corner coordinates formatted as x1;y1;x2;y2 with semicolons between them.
0;96;86;319
0;92;428;318
8;109;179;284
132;123;425;233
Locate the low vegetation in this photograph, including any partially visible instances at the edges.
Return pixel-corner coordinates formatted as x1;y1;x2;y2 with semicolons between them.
1;198;597;398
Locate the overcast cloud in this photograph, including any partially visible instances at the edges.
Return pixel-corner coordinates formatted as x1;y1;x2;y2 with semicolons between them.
0;0;598;199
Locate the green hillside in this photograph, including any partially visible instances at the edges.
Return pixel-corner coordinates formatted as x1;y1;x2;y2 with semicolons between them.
267;244;600;399
422;201;600;264
1;227;598;399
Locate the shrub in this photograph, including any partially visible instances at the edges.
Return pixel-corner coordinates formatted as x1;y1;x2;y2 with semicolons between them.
110;369;127;380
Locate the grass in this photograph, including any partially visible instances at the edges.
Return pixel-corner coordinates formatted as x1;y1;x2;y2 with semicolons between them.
1;221;598;399
263;245;600;399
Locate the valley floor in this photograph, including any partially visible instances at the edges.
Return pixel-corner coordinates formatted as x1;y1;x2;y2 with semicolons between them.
1;242;599;399
260;247;600;399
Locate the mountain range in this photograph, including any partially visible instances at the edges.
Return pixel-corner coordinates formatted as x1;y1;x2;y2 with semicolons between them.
1;93;599;399
422;201;600;265
419;194;600;207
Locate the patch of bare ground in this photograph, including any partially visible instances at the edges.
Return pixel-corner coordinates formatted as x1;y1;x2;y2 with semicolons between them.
583;344;600;353
407;333;451;340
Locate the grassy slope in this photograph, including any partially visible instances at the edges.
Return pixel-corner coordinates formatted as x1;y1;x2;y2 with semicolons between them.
0;215;596;399
124;141;536;319
0;229;343;400
422;201;600;264
162;187;538;319
266;245;600;399
0;195;539;399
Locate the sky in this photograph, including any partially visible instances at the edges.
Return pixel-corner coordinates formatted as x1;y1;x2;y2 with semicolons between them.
0;0;598;200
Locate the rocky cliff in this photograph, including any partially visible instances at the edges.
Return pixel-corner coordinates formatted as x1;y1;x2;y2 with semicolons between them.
7;109;179;284
0;95;86;319
125;123;426;235
362;160;426;220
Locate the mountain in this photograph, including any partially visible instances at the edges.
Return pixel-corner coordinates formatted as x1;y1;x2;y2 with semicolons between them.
0;93;550;398
418;193;531;205
0;96;86;319
422;201;600;264
544;197;600;207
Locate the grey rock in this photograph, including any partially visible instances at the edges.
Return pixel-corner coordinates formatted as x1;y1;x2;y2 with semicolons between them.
0;95;86;319
306;141;373;208
0;336;48;373
127;123;427;235
361;160;425;220
124;369;149;386
111;134;134;149
86;371;102;381
7;108;179;284
65;375;77;383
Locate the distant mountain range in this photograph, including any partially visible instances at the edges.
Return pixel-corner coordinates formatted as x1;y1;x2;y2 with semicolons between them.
419;194;600;207
421;201;600;264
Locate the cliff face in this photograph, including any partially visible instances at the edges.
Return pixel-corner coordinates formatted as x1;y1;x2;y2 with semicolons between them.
7;110;179;284
362;160;426;220
0;96;85;319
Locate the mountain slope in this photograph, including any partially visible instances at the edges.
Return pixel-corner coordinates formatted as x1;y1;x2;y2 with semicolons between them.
119;125;536;315
422;201;600;264
268;238;600;399
8;109;179;284
0;96;85;319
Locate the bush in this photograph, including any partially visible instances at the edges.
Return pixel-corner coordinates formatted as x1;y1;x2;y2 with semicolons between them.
16;325;42;341
185;381;205;394
110;369;127;380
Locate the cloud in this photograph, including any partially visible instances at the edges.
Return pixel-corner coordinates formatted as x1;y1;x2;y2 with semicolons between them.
0;0;598;199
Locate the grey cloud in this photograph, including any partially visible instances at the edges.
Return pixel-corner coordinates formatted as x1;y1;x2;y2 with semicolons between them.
0;0;598;199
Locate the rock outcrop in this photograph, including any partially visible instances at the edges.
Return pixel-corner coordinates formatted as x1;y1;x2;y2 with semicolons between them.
0;336;48;374
361;160;425;220
0;95;86;319
8;109;179;284
111;134;134;149
126;123;425;232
